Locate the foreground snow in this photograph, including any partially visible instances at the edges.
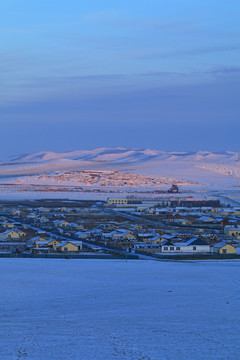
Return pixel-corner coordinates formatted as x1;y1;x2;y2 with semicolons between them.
0;259;240;359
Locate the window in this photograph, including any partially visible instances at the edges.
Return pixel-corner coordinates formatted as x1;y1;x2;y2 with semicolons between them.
193;246;196;250
176;247;180;250
164;247;168;250
64;247;68;251
170;247;174;250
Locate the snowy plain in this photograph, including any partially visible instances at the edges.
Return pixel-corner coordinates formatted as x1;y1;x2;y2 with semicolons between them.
1;148;240;202
0;258;240;360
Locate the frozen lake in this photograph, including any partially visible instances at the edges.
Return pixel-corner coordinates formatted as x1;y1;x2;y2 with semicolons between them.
0;259;240;359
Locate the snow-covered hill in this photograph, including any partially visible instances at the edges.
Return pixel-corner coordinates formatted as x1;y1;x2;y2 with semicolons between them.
8;148;237;165
9;148;161;164
1;148;240;190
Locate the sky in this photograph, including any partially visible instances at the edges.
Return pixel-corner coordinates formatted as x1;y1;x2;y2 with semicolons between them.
1;0;240;158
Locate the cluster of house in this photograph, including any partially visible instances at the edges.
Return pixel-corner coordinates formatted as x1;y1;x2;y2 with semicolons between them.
28;236;83;253
135;236;237;254
0;215;84;254
0;203;240;256
74;227;239;254
133;206;240;228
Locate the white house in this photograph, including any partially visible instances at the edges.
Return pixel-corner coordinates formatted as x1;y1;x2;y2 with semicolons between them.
161;238;210;253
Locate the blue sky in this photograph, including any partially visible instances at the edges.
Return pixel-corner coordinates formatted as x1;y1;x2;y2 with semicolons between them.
1;0;240;158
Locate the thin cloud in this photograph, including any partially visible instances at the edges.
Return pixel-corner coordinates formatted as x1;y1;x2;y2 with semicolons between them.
209;66;240;75
137;45;240;59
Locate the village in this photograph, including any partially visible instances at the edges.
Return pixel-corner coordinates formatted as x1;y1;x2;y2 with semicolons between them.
0;192;240;259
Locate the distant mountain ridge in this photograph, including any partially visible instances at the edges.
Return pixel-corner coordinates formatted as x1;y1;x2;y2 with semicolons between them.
8;148;237;165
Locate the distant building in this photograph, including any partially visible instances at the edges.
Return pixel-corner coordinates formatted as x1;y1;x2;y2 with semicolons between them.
107;198;128;206
168;184;179;193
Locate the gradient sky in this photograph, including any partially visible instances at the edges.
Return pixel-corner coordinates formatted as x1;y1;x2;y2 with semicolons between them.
1;0;240;159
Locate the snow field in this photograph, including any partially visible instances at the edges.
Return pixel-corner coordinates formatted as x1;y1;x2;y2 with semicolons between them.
0;259;240;359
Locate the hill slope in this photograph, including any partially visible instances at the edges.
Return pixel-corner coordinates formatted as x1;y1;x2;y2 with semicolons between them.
0;148;240;190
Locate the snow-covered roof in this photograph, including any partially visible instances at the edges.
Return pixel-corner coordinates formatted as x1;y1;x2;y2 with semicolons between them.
183;238;208;246
31;236;46;241
160;234;174;240
147;235;161;242
214;242;236;248
138;233;155;238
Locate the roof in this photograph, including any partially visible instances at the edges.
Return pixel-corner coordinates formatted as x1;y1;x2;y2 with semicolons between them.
214;242;236;249
55;241;79;248
147;235;161;242
102;231;116;237
2;229;21;234
39;239;60;247
31;236;46;241
160;240;174;246
160;234;174;240
184;238;209;246
138;233;155;238
117;228;131;233
75;230;87;234
70;241;82;246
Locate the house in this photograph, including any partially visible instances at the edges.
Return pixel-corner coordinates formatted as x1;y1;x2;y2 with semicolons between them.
2;221;15;229
224;226;240;238
39;239;62;248
53;241;82;252
145;234;163;244
213;218;229;226
167;213;182;220
101;231;116;240
0;229;26;240
112;229;135;240
53;220;69;227
158;234;175;243
160;238;210;253
177;219;192;225
107;198;128;206
198;216;214;223
33;239;82;253
29;236;48;246
67;223;84;230
137;233;158;242
75;231;90;239
213;242;236;254
90;229;103;236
